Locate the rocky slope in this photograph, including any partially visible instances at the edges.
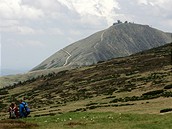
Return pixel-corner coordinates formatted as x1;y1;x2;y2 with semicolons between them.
31;23;172;71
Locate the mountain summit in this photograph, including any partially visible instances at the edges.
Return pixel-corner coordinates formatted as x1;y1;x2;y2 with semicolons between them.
31;22;172;71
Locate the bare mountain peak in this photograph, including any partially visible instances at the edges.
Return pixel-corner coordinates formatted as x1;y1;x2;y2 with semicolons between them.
31;23;172;71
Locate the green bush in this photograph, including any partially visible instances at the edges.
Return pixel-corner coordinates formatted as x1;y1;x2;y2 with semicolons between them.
162;91;172;97
164;84;172;89
71;108;87;112
103;96;116;99
87;105;101;110
142;90;164;96
0;90;9;95
160;108;172;113
86;102;98;106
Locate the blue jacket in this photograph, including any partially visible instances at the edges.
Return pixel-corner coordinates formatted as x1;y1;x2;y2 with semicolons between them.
19;102;28;117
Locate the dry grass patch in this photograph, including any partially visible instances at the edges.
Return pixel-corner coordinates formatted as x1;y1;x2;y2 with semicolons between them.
0;119;38;129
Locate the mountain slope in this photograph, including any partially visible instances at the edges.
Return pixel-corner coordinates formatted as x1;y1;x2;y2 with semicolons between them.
32;23;172;71
0;43;171;119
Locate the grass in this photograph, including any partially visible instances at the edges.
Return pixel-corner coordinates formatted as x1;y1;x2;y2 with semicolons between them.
18;112;172;129
0;119;38;129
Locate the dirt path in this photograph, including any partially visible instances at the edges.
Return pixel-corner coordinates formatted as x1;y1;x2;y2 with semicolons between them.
101;30;106;41
62;49;72;66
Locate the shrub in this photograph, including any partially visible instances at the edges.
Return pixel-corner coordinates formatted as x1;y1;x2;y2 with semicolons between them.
0;90;9;95
71;108;86;112
97;60;105;64
103;96;116;99
57;70;69;76
142;90;164;96
87;105;101;110
160;108;172;113
162;91;172;97
86;102;98;106
164;84;172;89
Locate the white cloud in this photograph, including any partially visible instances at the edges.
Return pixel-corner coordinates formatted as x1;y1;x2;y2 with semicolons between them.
136;0;172;10
21;0;71;20
1;25;44;35
137;0;149;5
0;0;20;18
24;40;45;47
6;39;45;48
66;37;76;43
57;0;120;25
116;0;172;31
0;0;44;20
57;0;119;15
79;14;104;26
22;0;59;10
15;26;35;35
47;28;64;35
69;30;81;36
0;20;19;27
17;26;44;35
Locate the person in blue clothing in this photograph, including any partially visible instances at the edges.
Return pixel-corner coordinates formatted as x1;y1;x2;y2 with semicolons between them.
19;99;30;118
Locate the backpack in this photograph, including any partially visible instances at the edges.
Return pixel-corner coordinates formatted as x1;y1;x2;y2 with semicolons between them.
10;107;16;118
22;102;30;116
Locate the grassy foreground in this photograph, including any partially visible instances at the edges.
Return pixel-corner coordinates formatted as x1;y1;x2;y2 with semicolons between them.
13;112;172;129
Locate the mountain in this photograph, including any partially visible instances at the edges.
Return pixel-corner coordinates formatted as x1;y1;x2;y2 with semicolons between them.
31;23;172;71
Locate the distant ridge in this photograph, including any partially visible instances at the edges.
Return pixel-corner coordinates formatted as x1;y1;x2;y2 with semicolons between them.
31;22;172;71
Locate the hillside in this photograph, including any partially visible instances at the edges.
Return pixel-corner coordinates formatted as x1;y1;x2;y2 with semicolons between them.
1;23;171;88
31;23;172;71
0;43;171;119
0;66;71;89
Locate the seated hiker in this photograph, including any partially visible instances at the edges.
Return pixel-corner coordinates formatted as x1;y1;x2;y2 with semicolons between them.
8;102;19;119
19;99;30;118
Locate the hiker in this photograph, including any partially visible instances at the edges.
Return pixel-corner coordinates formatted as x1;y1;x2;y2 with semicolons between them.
8;102;19;119
19;99;30;118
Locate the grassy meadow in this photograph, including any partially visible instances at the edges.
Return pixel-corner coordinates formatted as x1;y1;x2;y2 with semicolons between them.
1;112;172;129
27;112;172;129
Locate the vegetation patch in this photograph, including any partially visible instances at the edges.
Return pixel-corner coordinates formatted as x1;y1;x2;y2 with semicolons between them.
65;121;86;127
142;90;164;96
86;102;99;106
164;84;172;89
70;108;87;112
103;95;116;99
160;108;172;113
162;91;172;97
0;89;9;95
0;119;38;129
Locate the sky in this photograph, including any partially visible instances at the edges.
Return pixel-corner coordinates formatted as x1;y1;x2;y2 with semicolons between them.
0;0;172;76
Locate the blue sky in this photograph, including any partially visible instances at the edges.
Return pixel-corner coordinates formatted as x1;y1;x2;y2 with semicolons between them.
0;0;172;75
